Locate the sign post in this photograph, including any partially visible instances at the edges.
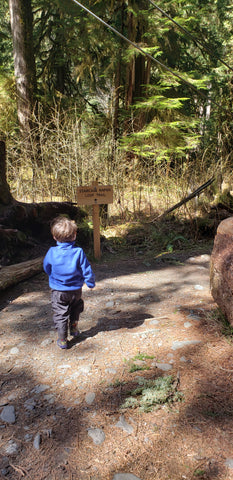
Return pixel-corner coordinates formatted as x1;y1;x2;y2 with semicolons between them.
77;181;113;259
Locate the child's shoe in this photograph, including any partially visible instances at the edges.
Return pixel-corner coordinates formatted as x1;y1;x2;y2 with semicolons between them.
70;325;80;337
57;339;67;349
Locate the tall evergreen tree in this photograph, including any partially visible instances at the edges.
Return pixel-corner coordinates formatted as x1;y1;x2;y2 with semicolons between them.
8;0;37;136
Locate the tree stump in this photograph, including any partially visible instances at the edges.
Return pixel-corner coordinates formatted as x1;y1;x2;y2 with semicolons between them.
210;217;233;325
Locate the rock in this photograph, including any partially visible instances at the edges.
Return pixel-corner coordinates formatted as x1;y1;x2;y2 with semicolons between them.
105;368;117;374
115;415;134;434
32;384;49;394
1;405;16;423
41;338;53;346
106;301;114;308
1;468;8;476
78;366;91;375
85;392;95;404
33;433;41;450
148;319;160;325
187;314;201;321
57;364;71;370
24;398;36;411
88;428;105;445
172;340;201;350
113;474;142;480
1;459;10;476
9;347;19;355
210;217;233;325
180;356;187;362
4;440;18;455
225;458;233;469
184;322;192;328
64;379;72;386
154;362;172;371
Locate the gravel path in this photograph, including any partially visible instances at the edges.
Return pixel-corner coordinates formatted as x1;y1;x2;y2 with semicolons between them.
1;251;233;480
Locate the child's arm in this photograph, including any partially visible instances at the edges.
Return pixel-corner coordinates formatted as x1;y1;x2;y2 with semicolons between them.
43;250;52;276
79;250;95;288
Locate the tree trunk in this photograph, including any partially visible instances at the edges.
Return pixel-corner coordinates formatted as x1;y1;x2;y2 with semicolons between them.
124;1;151;131
0;140;13;207
8;0;37;136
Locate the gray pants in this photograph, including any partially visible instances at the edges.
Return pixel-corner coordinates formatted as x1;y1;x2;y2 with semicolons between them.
51;289;84;340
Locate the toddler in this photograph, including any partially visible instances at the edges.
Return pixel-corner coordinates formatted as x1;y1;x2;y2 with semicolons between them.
43;216;95;349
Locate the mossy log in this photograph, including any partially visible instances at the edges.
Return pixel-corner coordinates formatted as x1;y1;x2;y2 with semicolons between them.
0;200;87;264
0;257;44;291
0;200;85;233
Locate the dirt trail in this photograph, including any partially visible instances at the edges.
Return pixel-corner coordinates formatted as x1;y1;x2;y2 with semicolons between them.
1;249;233;480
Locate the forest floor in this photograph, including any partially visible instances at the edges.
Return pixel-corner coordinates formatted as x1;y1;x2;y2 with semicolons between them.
1;243;233;480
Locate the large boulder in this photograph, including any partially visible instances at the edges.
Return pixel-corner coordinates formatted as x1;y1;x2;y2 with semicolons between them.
210;217;233;325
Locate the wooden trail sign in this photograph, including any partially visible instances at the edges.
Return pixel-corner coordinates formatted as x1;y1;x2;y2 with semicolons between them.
77;184;113;205
77;182;113;259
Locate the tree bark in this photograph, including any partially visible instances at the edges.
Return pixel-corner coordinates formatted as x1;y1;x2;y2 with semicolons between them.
0;140;13;207
124;1;151;131
8;0;37;136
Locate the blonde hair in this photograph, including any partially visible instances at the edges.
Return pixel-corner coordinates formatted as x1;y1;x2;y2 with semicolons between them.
51;216;77;242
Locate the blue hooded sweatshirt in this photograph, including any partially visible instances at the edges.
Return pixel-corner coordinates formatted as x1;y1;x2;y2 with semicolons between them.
43;241;95;291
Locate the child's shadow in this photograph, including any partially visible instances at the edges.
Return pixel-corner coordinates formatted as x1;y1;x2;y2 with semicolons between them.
68;312;153;349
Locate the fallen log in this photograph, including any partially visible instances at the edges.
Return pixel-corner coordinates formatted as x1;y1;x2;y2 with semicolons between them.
0;257;44;291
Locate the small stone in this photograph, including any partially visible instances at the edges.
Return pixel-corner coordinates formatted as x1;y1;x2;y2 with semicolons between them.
88;428;105;445
58;364;71;370
115;415;134;434
113;474;142;480
105;368;117;374
148;319;159;325
172;340;201;351
44;394;54;401
32;384;49;394
225;459;233;469
9;347;19;355
85;392;95;405
8;393;17;401
194;285;204;290
180;356;187;362
24;398;36;411
187;314;201;321
1;405;16;423
33;433;41;450
1;469;8;476
64;379;72;386
154;363;172;371
41;338;53;346
106;301;114;308
79;366;91;374
200;254;210;261
184;322;192;328
5;440;18;455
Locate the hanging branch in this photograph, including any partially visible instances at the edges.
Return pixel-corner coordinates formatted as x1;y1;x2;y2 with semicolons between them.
152;177;215;221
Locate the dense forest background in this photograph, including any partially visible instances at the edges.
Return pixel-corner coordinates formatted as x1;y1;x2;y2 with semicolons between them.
1;0;233;221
